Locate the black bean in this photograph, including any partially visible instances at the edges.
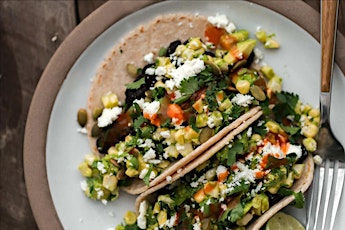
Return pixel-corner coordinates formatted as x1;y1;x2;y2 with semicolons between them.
166;40;182;56
204;51;216;57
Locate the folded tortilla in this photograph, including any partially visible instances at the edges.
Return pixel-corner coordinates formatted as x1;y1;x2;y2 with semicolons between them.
123;107;262;195
85;13;262;195
86;13;209;153
135;110;263;210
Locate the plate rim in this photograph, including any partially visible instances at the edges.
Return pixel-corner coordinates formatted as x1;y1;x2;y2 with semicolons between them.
23;0;345;229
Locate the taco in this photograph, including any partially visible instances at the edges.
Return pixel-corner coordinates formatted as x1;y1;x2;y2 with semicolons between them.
79;13;267;198
122;117;314;230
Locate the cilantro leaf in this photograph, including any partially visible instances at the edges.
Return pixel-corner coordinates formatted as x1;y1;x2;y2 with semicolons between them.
278;187;304;208
227;142;244;166
143;165;153;185
229;203;244;222
125;78;145;89
281;124;300;136
133;116;147;130
180;77;200;96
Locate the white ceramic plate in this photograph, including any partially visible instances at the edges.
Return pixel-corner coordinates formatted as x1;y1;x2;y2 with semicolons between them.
46;1;345;229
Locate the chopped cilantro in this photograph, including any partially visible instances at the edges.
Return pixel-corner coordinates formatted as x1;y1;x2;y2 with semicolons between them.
229;203;244;222
143;165;153;185
227;142;244;166
125;78;145;89
278;187;304;208
152;86;166;100
180;77;200;96
133;116;147;130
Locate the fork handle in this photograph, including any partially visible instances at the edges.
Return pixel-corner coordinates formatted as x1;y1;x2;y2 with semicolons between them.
321;0;338;92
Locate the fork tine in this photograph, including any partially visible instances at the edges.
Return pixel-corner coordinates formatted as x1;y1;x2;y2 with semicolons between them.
315;160;331;230
324;160;340;229
306;165;320;230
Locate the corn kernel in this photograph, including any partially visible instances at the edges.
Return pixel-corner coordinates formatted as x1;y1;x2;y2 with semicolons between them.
78;162;92;177
102;174;118;192
176;142;193;157
125;167;139;177
303;137;317;152
301;123;319;138
264;38;280;49
174;129;185;144
184;126;199;140
265;121;282;133
164;145;179;158
196;113;208;128
308;108;320;118
101;92;119;108
157;210;168;227
218;98;232;111
124;211;137;225
192;99;204;113
236;79;250;94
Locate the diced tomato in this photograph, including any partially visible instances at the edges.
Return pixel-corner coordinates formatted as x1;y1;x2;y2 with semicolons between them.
219;34;237;50
194;189;206;203
167;103;185;125
217;170;229;183
260;154;269;169
143;113;161;127
205;25;226;46
255;171;266;179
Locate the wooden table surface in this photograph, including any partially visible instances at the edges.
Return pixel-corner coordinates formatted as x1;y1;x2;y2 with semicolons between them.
0;0;344;229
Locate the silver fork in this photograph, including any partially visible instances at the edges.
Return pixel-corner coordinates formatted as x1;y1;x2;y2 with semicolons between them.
306;0;345;230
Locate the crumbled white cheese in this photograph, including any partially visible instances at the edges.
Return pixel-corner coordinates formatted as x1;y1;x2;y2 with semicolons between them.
145;67;155;75
144;52;154;63
207;13;229;29
286;144;302;159
80;180;88;191
165;214;177;228
247;127;253;137
231;94;254;107
139;139;155;148
216;165;228;178
101;199;108;205
160;130;171;138
97;162;107;174
167;59;205;89
261;142;284;159
225;22;236;33
155;66;167;76
207;14;236;34
207;116;215;128
313;155;323;165
137;201;148;229
77;127;87;134
143;101;160;116
97;106;122;128
254;48;264;63
143;148;156;162
166;175;172;183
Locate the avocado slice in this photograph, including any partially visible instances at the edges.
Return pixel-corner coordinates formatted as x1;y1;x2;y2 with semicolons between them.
237;39;257;59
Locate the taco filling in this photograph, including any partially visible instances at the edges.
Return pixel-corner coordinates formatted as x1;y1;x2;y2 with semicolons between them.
77;13;320;223
78;14;274;200
117;101;316;230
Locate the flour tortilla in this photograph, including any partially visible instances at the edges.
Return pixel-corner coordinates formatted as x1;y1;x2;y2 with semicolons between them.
86;13;209;153
121;107;262;195
247;154;314;230
135;110;263;210
85;13;263;195
135;147;314;230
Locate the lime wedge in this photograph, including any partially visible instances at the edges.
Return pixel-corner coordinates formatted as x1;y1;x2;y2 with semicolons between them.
266;212;305;230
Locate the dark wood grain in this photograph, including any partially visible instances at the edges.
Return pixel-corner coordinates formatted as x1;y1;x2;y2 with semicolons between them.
0;1;344;229
0;1;76;229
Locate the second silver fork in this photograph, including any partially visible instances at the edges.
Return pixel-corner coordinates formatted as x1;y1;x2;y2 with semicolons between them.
306;0;345;230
